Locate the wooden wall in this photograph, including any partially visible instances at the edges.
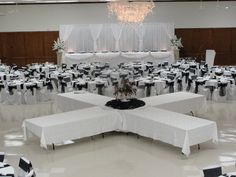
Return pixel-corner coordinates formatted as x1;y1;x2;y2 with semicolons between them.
0;31;59;67
176;28;236;65
0;28;236;66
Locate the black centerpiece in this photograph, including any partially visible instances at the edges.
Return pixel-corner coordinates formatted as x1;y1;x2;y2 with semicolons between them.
105;78;145;110
105;98;145;110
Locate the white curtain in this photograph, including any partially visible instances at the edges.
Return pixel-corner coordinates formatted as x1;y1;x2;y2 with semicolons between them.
89;24;103;51
134;24;146;51
59;25;74;52
111;24;123;51
59;23;175;53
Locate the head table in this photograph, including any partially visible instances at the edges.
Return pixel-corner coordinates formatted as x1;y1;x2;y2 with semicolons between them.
63;51;175;67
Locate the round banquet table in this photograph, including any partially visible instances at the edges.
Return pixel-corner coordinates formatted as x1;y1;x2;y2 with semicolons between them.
105;98;145;110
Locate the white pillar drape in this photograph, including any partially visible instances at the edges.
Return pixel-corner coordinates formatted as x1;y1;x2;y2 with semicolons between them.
134;24;146;51
89;24;103;51
59;25;74;42
111;24;123;51
60;23;175;52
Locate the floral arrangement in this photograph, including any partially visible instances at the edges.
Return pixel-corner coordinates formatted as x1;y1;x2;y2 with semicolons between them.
114;79;137;100
52;38;65;52
170;35;183;50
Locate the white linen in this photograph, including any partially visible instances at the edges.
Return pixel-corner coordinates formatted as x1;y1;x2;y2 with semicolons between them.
23;106;122;149
60;23;174;53
24;92;218;157
122;107;218;156
55;92;112;112
64;51;175;67
205;49;216;69
141;92;207;114
0;163;14;175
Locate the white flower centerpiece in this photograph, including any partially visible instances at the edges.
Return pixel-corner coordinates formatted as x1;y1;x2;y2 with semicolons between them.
170;35;183;60
52;38;65;66
113;79;137;101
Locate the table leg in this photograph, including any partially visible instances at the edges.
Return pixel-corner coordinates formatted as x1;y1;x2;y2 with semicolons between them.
52;143;55;150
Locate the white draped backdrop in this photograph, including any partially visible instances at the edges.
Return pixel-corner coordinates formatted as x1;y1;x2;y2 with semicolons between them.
60;23;175;53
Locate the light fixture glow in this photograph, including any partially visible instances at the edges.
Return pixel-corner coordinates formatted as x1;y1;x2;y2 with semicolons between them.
107;1;155;23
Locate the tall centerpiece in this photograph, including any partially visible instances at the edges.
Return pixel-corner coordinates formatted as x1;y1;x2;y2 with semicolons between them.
52;38;65;66
170;35;183;61
114;79;137;101
105;79;145;110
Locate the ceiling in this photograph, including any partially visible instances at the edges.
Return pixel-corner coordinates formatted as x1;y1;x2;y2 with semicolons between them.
0;0;234;5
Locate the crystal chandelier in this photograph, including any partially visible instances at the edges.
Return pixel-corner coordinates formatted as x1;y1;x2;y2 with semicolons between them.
107;1;155;23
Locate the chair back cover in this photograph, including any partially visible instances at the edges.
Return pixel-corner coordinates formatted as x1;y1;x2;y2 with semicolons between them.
19;157;32;173
0;152;4;162
203;165;222;177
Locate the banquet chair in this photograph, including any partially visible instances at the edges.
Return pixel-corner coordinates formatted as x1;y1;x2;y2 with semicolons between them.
205;49;216;69
0;174;15;177
205;85;218;101
176;78;183;92
61;63;67;70
96;82;105;95
181;71;190;89
37;85;51;102
0;152;4;162
186;75;197;92
24;88;37;105
165;80;175;93
74;82;87;91
227;83;236;101
18;157;34;177
202;165;222;177
136;81;145;98
25;169;36;177
51;78;58;92
144;82;155;97
200;67;208;77
0;88;8;103
62;76;73;92
6;89;22;105
216;82;228;102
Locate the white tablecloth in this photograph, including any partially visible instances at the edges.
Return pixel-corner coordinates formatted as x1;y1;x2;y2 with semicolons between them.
23;106;122;149
122;107;218;156
24;92;217;156
0;163;14;175
64;51;174;67
141;92;207;114
55;92;112;112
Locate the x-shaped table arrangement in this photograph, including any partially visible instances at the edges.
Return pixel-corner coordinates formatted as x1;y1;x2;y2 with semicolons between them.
23;92;218;157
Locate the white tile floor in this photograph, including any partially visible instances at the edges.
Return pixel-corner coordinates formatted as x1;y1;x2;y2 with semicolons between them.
1;101;236;177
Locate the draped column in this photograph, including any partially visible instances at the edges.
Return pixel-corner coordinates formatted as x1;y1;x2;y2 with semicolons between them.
111;24;123;51
59;25;74;52
60;23;175;52
89;24;103;52
59;25;74;43
134;24;145;52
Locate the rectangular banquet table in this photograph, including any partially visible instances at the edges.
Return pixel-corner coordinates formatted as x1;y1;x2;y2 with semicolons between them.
23;106;122;149
56;92;112;112
63;51;175;67
141;92;207;114
123;107;218;156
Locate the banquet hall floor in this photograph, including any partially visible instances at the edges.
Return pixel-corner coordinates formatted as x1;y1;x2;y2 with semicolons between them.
0;101;236;177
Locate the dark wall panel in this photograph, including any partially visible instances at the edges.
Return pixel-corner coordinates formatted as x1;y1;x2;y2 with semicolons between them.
176;28;236;66
0;31;58;67
1;29;236;66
